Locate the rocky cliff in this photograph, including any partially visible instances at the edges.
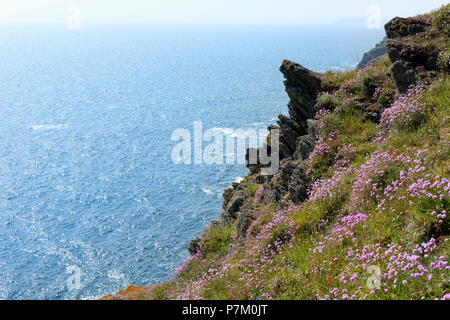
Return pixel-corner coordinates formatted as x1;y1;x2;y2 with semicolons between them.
104;5;450;300
357;37;387;69
216;9;450;237
385;16;445;93
217;61;321;230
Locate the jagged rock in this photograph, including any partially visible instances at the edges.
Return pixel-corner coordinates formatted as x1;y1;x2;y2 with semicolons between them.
244;61;320;175
386;38;439;93
385;17;430;39
262;160;295;204
245;125;285;174
307;119;318;139
388;40;439;69
222;188;234;210
294;134;315;161
245;147;261;174
288;163;308;203
246;145;283;176
357;38;387;69
188;238;201;255
222;190;246;224
278;159;295;182
278;114;304;152
386;39;401;63
280;60;322;94
236;211;255;241
273;60;321;165
390;60;417;93
280;60;321;129
294;120;317;161
385;17;439;93
278;142;293;160
262;181;283;204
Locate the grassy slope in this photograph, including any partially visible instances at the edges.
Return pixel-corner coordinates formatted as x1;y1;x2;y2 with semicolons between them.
104;6;450;300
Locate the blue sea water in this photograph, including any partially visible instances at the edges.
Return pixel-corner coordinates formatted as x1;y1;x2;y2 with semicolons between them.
0;24;384;299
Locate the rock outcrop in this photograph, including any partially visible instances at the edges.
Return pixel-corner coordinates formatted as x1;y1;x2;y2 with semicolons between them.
222;183;247;225
279;60;321;142
385;17;431;39
218;61;321;228
189;12;447;255
357;37;387;69
236;210;255;241
107;6;450;300
384;17;440;93
257;63;321;207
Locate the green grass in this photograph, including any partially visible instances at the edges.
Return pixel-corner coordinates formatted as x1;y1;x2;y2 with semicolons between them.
104;21;450;301
246;183;264;196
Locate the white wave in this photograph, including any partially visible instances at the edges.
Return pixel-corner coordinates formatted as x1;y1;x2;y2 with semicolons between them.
210;127;259;139
201;187;213;195
107;270;126;282
31;124;68;130
234;176;244;183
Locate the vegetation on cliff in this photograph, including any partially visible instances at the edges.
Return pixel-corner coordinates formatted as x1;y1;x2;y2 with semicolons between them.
104;5;450;300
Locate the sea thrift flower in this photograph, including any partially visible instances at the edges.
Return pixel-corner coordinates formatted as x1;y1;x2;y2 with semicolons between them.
380;85;427;130
253;187;264;205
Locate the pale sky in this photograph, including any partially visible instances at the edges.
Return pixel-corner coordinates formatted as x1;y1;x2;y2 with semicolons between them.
0;0;447;25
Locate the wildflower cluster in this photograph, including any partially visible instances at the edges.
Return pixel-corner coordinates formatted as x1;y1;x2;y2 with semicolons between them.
380;86;427;131
237;205;301;299
308;167;351;202
172;253;202;277
253;187;264;206
352;150;418;204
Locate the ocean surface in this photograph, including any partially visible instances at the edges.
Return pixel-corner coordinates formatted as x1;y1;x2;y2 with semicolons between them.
0;24;384;299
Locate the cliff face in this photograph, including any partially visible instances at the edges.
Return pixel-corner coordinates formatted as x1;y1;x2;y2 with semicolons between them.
385;16;445;93
357;38;387;70
218;11;449;234
104;5;450;301
217;61;321;230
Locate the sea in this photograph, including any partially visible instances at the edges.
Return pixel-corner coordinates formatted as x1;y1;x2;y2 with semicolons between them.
0;24;384;299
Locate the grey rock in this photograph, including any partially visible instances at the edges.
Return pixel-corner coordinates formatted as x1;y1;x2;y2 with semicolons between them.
262;183;284;204
391;60;417;93
236;211;255;241
307;119;319;139
278;159;295;182
278;114;305;152
288;163;308;203
222;190;246;224
294;134;315;161
279;142;293;161
262;160;295;204
385;17;430;39
274;60;321;163
222;187;234;210
188;238;201;256
384;17;439;93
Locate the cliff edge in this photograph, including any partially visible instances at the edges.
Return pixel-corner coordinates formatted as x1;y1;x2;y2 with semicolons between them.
104;5;450;300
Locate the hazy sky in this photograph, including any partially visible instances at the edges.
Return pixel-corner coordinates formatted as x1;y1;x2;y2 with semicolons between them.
0;0;447;25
